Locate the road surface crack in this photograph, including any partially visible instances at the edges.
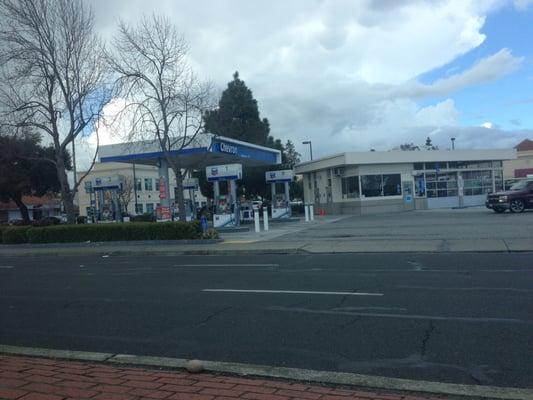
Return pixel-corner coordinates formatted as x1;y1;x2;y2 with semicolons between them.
420;321;435;358
195;306;232;326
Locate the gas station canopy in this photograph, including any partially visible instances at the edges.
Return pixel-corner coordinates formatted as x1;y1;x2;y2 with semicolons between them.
99;134;282;168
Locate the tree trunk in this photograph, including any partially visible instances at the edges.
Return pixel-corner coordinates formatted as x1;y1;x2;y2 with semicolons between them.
11;193;30;224
55;149;76;224
174;168;187;222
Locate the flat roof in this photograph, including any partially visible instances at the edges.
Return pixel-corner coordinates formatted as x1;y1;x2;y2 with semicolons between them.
99;134;282;168
295;149;517;173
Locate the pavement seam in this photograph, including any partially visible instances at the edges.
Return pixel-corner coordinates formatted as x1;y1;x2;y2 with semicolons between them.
1;344;532;400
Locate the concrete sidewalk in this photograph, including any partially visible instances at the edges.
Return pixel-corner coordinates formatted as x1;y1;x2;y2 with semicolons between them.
2;211;533;255
1;237;532;256
0;354;480;400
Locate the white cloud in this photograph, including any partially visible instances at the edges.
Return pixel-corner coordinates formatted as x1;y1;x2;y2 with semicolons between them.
514;0;533;10
83;0;527;161
397;49;523;99
481;121;495;129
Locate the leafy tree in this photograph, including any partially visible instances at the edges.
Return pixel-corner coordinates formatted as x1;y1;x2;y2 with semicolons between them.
398;143;420;151
204;72;271;145
425;137;438;150
202;72;287;199
283;140;301;168
0;133;71;224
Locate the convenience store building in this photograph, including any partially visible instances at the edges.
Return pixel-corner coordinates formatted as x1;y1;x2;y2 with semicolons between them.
294;149;516;214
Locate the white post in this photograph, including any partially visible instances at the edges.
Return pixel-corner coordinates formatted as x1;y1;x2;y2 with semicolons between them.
254;210;260;233
263;208;269;231
304;205;309;222
310;205;315;221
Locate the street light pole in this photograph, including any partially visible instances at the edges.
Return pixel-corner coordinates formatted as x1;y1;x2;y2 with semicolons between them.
451;137;456;150
302;140;313;160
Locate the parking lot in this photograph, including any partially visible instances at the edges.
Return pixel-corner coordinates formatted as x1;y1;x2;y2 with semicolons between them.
277;207;533;242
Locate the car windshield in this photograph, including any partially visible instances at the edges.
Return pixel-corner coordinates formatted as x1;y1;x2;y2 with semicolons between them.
509;180;530;190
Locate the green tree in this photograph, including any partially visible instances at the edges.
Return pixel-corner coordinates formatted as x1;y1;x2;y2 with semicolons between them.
282;140;301;168
0;133;70;224
204;72;271;145
425;137;438;150
202;72;284;199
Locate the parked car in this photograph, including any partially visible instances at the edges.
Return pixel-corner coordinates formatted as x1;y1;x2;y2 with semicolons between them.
486;179;533;213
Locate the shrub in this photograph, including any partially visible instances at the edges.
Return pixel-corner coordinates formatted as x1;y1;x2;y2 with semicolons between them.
130;213;156;222
2;226;31;244
32;216;61;227
26;221;202;243
76;216;87;224
202;228;219;240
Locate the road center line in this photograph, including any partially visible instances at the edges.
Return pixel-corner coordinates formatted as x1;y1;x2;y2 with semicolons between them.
202;289;383;296
176;264;279;267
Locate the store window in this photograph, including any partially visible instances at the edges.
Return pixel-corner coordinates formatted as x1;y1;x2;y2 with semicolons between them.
135;203;143;214
135;178;142;191
415;175;425;197
462;170;493;195
146;203;154;214
414;163;424;170
426;172;457;198
361;174;401;197
494;169;503;191
144;178;153;191
341;176;359;199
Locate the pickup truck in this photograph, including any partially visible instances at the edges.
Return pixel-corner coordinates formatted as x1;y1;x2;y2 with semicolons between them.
485;179;533;213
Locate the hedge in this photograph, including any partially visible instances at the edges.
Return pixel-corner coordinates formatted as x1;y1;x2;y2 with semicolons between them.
0;221;203;244
2;226;32;244
28;221;202;243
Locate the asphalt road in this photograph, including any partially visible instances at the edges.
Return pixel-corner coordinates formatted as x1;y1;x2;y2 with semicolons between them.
0;252;532;388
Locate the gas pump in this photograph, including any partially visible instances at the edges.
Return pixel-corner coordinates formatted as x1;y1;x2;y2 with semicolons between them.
266;170;294;219
182;178;199;221
92;175;124;222
206;164;242;228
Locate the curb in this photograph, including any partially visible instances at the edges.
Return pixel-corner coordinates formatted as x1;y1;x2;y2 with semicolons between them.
1;345;531;400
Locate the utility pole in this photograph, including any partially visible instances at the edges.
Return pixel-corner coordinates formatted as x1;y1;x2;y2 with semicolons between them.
302;140;313;160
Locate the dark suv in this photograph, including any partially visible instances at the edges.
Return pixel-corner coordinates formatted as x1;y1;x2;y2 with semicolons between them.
486;179;533;213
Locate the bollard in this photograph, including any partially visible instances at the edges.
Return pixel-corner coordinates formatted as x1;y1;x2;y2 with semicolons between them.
263;208;269;231
304;205;309;222
310;205;314;221
254;210;260;233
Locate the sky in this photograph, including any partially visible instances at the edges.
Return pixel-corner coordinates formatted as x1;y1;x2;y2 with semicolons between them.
82;0;533;164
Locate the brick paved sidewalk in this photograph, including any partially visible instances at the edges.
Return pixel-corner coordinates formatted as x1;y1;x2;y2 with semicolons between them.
0;354;448;400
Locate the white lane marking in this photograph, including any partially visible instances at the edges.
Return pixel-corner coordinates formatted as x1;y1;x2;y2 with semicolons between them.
202;289;383;296
0;266;14;269
176;264;279;267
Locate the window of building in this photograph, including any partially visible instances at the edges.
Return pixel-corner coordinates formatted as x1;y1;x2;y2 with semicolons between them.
341;176;359;199
462;170;493;195
144;178;153;191
426;172;457;198
494;169;503;191
414;163;424;170
84;181;92;194
382;174;402;196
135;178;142;191
415;175;425;197
135;203;143;214
146;203;154;214
361;174;401;197
155;178;160;191
327;178;332;187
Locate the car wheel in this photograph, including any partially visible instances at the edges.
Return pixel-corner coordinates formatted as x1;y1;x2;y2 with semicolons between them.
493;208;505;214
510;199;525;213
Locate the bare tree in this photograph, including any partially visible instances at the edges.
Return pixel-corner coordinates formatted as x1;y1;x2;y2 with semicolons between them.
117;175;134;215
107;15;212;221
0;0;110;223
